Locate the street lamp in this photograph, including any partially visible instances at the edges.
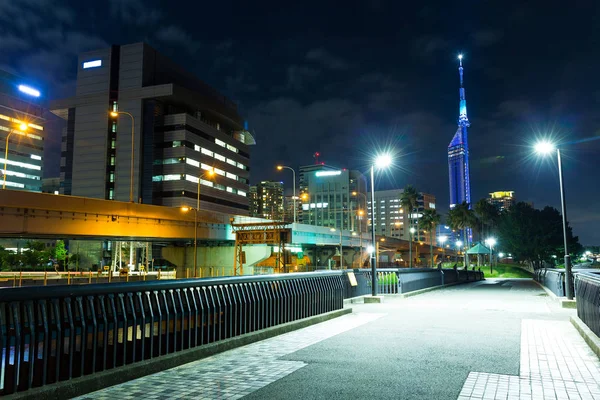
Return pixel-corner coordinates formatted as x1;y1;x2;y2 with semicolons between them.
409;227;416;268
3;123;28;189
370;153;393;296
485;237;496;273
330;228;343;269
534;140;574;299
181;168;215;277
439;235;448;265
276;165;296;223
456;240;463;265
110;111;136;202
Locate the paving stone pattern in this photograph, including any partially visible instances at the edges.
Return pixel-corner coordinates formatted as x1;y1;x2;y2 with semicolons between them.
458;319;600;400
76;312;384;400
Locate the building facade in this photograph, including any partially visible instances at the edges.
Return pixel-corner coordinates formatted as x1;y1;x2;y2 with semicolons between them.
488;191;515;211
448;55;472;210
0;70;44;192
41;177;60;194
248;181;284;220
368;189;437;245
300;166;368;232
50;43;254;215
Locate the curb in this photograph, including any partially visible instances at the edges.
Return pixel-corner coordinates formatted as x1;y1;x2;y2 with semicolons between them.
570;315;600;359
7;308;351;400
532;280;577;308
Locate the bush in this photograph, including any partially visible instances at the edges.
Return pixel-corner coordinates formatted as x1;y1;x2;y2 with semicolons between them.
378;273;398;285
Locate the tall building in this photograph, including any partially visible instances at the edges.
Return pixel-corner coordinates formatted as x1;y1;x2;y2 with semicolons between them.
300;166;367;232
488;191;515;211
368;189;437;244
0;70;45;191
248;181;284;220
448;55;472;210
50;43;254;215
41;177;60;194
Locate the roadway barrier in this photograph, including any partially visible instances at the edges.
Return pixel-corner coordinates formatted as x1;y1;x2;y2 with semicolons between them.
342;268;484;298
575;271;600;338
534;268;566;297
0;271;344;395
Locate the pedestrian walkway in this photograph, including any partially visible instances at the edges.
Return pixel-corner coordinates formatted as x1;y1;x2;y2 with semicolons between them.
77;279;600;400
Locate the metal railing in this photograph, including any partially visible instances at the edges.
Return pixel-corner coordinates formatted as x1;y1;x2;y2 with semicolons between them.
575;271;600;338
534;268;566;297
0;271;344;395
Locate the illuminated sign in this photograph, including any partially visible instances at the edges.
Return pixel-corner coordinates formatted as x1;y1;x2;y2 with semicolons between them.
315;170;341;177
83;59;102;69
18;85;40;97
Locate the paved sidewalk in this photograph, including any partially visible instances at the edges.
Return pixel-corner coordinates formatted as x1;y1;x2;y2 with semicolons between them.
77;279;600;400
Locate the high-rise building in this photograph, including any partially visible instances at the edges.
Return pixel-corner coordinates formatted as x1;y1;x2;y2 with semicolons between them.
488;191;515;211
50;43;254;215
368;189;437;245
248;181;284;220
0;70;45;192
448;55;472;210
41;177;60;194
300;166;368;232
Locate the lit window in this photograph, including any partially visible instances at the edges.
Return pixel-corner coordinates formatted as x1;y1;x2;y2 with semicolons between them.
186;158;200;167
226;172;237;180
238;190;246;197
226;187;234;193
110;156;115;166
226;144;238;153
112;101;118;112
226;158;236;166
214;168;225;176
201;148;213;157
112;122;117;133
83;59;102;69
200;163;213;171
111;139;116;149
109;173;114;183
185;175;199;183
215;138;226;147
215;153;226;162
237;162;245;170
30;154;42;160
163;174;180;181
109;188;114;199
194;144;200;152
200;179;213;187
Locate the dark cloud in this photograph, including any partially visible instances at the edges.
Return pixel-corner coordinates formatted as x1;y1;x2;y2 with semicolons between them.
108;0;162;24
471;30;504;47
284;65;321;91
155;26;200;52
305;48;349;70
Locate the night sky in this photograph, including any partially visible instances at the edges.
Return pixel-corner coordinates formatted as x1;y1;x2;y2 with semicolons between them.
1;1;599;243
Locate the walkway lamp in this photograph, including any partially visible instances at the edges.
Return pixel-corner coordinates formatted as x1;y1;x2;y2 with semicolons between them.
276;165;297;223
370;153;392;296
534;140;573;299
110;111;136;202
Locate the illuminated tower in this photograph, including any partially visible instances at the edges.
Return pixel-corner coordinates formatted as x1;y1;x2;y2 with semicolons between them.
448;54;472;210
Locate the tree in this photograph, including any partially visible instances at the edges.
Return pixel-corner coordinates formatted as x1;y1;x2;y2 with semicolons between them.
400;185;419;267
496;202;581;269
474;199;499;240
447;202;476;268
54;240;67;269
419;209;441;268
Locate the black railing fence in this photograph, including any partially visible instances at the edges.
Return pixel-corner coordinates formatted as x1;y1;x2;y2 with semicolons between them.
575;271;600;338
534;268;566;297
0;272;344;395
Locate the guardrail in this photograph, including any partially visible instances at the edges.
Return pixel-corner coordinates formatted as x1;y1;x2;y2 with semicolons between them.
341;268;484;298
0;271;344;395
575;271;600;338
534;268;566;297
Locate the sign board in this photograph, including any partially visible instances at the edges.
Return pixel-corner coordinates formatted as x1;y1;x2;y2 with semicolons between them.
347;271;358;287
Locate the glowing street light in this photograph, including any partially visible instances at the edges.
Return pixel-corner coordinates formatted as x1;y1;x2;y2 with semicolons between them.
533;140;573;299
455;240;463;265
485;237;497;273
3;122;28;189
369;152;393;296
181;168;214;277
109;110;136;202
276;165;297;223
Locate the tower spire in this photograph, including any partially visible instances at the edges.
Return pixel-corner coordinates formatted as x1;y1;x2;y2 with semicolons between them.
457;54;469;126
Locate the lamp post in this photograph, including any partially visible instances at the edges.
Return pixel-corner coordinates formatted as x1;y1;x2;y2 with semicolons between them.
3;123;28;189
456;240;463;265
534;141;574;300
330;228;343;269
439;235;448;266
181;169;214;277
110;111;135;203
370;153;392;296
276;165;296;223
485;237;496;273
409;227;416;268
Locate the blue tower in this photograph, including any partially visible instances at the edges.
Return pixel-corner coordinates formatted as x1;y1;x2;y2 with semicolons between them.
448;54;472;211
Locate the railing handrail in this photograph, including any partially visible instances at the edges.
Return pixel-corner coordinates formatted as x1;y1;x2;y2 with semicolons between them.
0;271;343;302
575;270;600;283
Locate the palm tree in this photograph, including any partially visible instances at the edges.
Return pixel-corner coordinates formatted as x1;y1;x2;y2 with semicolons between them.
447;201;476;268
400;185;419;267
419;209;441;268
474;199;499;240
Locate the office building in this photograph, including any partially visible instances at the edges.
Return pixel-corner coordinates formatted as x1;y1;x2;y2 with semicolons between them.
300;166;368;232
0;70;44;191
283;194;302;223
368;189;437;245
41;177;60;194
50;43;254;215
488;191;515;211
249;181;284;220
448;55;472;210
